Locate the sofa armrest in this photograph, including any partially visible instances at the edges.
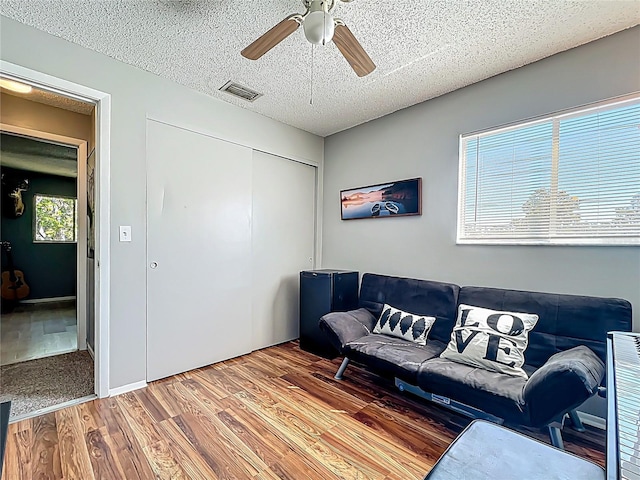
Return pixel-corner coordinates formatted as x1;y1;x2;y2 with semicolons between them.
319;308;377;354
523;346;605;427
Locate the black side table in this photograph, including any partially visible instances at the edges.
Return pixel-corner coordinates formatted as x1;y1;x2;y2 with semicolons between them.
300;270;359;358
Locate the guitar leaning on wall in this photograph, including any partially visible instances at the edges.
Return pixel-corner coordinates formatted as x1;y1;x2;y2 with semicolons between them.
1;241;30;302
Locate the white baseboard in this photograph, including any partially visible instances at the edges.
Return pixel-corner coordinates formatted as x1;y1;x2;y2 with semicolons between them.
109;380;147;397
21;296;76;304
87;343;95;360
577;411;606;430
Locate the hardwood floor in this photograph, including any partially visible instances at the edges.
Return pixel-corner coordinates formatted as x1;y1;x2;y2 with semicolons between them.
2;341;605;479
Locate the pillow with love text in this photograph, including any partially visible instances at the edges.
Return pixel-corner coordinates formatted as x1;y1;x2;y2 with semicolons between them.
440;304;539;378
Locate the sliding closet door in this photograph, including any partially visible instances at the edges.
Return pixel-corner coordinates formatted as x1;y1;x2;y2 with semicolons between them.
146;120;253;381
252;151;316;349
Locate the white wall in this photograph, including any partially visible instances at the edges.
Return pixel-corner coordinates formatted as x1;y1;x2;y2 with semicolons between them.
322;27;640;331
0;16;324;390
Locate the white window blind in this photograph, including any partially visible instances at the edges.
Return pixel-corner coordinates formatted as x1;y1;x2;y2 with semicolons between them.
457;95;640;245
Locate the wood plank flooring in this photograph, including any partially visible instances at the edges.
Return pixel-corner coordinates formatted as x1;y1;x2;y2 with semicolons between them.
2;341;605;479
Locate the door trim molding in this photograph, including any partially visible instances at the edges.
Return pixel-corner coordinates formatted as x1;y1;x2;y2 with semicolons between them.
1;61;111;398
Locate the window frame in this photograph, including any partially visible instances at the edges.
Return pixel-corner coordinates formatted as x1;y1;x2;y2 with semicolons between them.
32;193;78;244
457;93;640;246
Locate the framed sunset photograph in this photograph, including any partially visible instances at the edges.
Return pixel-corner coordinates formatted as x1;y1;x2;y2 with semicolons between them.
340;178;422;220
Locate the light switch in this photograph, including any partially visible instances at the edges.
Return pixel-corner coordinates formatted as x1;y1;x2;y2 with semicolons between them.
119;226;132;242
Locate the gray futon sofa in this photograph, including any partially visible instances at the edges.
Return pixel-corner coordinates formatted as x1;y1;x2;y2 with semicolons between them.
319;273;632;448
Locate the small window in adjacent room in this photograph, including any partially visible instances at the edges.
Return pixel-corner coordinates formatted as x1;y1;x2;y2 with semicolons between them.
33;194;78;243
457;95;640;245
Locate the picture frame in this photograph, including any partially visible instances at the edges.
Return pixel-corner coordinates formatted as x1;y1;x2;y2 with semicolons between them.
340;177;422;220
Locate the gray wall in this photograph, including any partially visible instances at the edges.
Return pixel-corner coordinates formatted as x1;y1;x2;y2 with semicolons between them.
1;167;77;299
322;27;640;332
1;16;324;390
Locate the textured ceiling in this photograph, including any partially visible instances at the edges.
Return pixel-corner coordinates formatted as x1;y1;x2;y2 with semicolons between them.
1;1;639;137
2;88;94;115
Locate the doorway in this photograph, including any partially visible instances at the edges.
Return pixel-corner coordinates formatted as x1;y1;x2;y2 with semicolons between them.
1;133;83;368
0;120;92;420
0;64;111;420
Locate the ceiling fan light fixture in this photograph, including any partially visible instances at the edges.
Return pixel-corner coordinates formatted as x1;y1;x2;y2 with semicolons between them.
241;0;375;77
303;10;335;45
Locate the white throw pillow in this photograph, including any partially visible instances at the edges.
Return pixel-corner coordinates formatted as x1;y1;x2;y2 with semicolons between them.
373;304;436;346
440;304;539;378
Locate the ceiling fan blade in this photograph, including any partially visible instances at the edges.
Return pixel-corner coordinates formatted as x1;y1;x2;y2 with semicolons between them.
332;23;376;77
241;15;301;60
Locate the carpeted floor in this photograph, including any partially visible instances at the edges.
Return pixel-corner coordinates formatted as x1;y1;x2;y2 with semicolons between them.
0;350;94;419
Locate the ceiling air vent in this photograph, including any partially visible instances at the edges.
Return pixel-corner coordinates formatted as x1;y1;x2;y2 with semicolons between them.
219;81;262;102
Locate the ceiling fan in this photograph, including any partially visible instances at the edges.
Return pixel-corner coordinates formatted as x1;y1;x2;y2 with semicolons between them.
241;0;376;77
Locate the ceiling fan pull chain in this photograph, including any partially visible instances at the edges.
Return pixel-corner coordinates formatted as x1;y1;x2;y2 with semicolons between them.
310;44;315;105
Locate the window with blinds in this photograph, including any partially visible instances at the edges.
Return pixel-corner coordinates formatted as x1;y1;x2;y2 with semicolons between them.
457;95;640;245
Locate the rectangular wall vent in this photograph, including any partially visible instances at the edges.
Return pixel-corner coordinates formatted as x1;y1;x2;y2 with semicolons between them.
219;81;262;102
